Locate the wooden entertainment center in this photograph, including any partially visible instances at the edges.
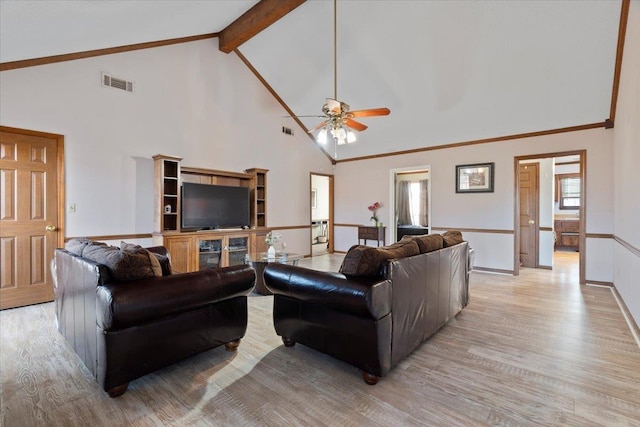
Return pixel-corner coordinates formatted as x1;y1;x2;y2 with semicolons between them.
152;154;270;273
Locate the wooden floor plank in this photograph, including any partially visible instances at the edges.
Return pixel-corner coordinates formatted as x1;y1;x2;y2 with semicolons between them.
1;251;639;426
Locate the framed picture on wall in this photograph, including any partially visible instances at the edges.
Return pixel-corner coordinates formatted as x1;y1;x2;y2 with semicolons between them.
456;163;494;193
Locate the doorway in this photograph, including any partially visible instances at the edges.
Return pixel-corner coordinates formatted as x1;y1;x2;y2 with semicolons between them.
390;166;431;243
514;151;585;284
310;173;333;256
0;126;65;310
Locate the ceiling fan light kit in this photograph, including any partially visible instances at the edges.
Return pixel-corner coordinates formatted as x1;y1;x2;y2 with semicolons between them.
308;0;390;153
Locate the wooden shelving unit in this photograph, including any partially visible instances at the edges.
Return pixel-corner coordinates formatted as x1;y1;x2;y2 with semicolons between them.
153;154;182;233
246;168;268;228
152;155;269;273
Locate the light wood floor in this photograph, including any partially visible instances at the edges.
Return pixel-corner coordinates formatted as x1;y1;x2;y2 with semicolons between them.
2;252;639;426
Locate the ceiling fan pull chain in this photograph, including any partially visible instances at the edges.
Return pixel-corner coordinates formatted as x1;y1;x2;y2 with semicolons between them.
334;0;338;100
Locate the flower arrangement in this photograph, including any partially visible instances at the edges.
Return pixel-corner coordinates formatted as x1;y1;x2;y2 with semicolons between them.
368;201;382;224
265;231;282;247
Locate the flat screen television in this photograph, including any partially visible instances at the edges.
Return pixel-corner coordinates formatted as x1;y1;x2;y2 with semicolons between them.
181;182;250;230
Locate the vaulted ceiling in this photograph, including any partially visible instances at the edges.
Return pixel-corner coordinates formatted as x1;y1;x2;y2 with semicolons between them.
0;1;625;161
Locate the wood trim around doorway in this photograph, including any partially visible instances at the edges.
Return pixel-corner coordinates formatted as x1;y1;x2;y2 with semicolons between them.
310;173;334;256
0;126;65;249
513;150;586;284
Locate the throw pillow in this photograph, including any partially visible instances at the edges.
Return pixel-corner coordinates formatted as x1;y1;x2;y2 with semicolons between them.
442;230;464;247
65;238;106;256
121;242;163;277
152;252;172;276
339;245;385;277
83;243;157;282
339;240;420;277
377;240;420;260
400;234;444;253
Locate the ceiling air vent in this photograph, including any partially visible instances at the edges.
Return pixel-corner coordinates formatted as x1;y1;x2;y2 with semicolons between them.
101;73;134;93
282;126;294;136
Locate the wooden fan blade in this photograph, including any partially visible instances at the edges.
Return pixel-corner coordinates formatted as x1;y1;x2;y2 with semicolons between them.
307;120;328;133
326;98;341;114
348;107;391;118
345;118;368;132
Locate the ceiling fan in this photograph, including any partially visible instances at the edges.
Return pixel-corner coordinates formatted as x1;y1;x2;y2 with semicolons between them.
308;0;390;146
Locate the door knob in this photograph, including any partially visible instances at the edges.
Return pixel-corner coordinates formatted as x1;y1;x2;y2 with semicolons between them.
45;225;57;231
528;220;535;225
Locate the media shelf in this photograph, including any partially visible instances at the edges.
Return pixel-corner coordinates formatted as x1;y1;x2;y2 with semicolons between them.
246;168;268;228
153;154;183;233
152;155;269;273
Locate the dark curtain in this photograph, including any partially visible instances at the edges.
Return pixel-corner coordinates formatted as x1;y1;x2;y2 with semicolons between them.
396;181;412;225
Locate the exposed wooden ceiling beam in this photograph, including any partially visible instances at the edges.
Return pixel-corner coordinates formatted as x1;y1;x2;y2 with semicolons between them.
218;0;306;54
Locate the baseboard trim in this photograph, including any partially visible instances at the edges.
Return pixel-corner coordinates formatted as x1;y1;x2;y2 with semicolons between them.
585;280;614;287
538;265;552;270
472;267;514;275
610;286;640;349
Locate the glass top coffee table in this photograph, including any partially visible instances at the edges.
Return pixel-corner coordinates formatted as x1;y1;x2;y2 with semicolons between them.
245;252;304;295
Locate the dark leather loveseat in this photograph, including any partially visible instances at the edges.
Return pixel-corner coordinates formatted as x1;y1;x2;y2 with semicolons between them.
53;239;255;397
264;231;471;385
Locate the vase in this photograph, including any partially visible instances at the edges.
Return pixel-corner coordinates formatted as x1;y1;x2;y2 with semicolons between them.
267;245;276;259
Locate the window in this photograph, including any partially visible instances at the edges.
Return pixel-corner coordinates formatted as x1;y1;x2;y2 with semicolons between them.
557;173;580;210
410;182;421;225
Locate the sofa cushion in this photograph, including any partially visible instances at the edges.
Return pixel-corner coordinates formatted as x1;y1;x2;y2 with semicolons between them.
339;240;420;277
400;233;444;253
83;243;158;282
65;238;107;256
442;230;464;247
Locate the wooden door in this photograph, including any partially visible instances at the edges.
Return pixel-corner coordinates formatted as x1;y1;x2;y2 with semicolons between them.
519;163;539;268
1;129;61;309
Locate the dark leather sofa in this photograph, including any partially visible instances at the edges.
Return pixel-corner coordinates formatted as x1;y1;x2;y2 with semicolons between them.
53;240;255;397
264;232;471;385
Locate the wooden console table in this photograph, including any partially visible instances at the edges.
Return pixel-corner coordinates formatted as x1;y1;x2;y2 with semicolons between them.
358;225;386;247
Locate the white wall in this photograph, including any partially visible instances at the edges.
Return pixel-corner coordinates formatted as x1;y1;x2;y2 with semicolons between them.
334;127;614;280
0;39;333;255
612;0;640;326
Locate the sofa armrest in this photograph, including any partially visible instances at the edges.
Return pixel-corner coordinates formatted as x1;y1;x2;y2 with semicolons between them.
96;264;255;331
264;263;391;320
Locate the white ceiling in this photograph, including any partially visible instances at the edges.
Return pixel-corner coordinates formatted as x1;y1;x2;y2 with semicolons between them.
0;1;623;160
